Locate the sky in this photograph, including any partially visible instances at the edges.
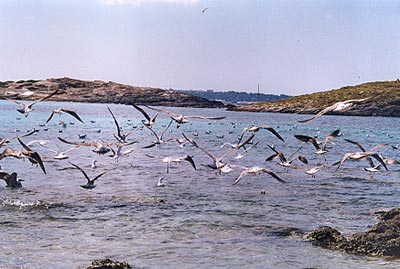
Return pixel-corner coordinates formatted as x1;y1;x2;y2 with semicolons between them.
0;0;399;95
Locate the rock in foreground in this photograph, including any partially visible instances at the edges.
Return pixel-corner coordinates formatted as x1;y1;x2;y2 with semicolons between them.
87;258;132;269
305;208;400;258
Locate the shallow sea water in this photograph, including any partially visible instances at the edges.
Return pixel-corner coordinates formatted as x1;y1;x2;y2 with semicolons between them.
0;100;399;268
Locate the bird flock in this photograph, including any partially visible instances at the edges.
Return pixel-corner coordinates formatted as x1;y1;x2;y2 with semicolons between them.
1;91;399;190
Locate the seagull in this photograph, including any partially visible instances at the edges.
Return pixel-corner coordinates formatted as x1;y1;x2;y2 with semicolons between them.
0;146;46;174
146;154;196;173
239;125;285;143
294;129;341;158
298;97;371;123
335;151;388;171
232;165;285;185
7;88;59;117
3;138;47;174
145;105;226;125
0;172;24;188
68;161;107;189
131;104;159;127
40;145;76;160
305;167;320;178
344;138;387;168
201;7;209;13
364;164;381;178
234;141;260;160
157;177;165;187
46;108;84;124
0;129;37;148
91;160;98;169
265;145;307;171
142;120;174;148
108;106;132;143
182;133;254;172
57;137;136;155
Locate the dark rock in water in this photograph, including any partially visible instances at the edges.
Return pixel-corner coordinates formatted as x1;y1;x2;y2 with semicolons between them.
304;226;344;248
87;258;132;269
304;208;400;258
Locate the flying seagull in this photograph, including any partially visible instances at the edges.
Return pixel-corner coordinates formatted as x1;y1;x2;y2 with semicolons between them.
265;144;307;171
46;108;84;124
0;172;24;188
68;161;107;189
131;104;159;127
182;133;254;172
7;88;59;117
108;106;132;143
145;105;226;125
294;129;341;157
298;97;371;123
146;154;196;174
232;165;285;185
239;125;285;143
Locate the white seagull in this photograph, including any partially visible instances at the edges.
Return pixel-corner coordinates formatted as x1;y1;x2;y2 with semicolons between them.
232;165;285;185
7;89;59;117
298;97;371;123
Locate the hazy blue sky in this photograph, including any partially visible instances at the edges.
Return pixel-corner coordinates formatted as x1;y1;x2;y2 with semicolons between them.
0;0;399;95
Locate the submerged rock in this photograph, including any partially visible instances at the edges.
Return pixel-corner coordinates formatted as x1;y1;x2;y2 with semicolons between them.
304;208;400;258
87;258;132;269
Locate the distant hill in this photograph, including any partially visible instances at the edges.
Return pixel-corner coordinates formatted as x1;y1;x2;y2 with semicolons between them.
231;80;400;117
179;89;291;105
0;77;225;108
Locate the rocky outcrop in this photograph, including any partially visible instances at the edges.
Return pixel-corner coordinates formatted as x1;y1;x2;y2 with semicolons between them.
304;208;400;258
87;258;132;269
0;77;225;108
232;80;400;117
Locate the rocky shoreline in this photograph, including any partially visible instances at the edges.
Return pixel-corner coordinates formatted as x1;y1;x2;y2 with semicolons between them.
304;208;400;258
231;80;400;117
0;77;225;108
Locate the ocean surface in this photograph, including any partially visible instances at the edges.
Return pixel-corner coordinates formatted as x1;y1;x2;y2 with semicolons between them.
0;99;399;269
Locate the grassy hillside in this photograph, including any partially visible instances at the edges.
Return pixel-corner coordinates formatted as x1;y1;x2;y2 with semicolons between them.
233;80;400;117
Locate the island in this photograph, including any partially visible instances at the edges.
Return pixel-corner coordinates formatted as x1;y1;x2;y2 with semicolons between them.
0;77;225;108
231;80;400;117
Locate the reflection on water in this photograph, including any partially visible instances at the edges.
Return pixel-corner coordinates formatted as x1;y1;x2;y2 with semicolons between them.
0;100;399;268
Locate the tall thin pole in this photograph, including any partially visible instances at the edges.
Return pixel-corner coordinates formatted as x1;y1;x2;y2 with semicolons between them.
257;83;260;101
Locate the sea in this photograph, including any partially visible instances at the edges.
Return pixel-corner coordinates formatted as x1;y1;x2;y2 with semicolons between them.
0;99;399;268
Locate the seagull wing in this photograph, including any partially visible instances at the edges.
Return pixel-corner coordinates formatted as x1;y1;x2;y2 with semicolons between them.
45;111;55;123
233;170;248;185
107;106;122;140
92;171;107;182
294;135;320;150
29;89;59;107
297;103;338;123
366;153;388;171
186;115;226;120
68;161;91;182
184;155;197;170
336;153;352;171
259;126;285;142
61;108;84;123
263;169;286;183
131;104;151;122
344;139;366;152
25;151;46;174
6;98;26;108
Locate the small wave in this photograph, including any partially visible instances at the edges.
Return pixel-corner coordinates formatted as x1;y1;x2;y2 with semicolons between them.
0;198;59;210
